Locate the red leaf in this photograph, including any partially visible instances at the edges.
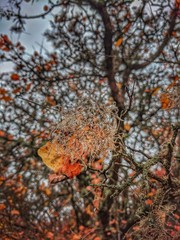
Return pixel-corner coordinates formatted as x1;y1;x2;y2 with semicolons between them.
11;73;20;81
61;161;82;178
0;203;6;211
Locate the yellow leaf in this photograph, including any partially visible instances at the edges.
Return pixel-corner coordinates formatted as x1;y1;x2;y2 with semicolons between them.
38;141;83;178
152;87;161;96
38;141;64;172
115;37;123;47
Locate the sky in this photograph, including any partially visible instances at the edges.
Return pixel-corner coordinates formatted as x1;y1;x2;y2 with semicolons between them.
0;0;51;50
0;0;54;72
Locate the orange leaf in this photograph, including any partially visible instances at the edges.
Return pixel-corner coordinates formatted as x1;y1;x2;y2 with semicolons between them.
0;130;13;140
44;188;52;196
174;225;180;231
115;37;123;47
61;161;82;178
124;123;131;131
13;87;22;94
11;73;20;81
11;209;20;215
0;95;12;102
172;31;177;37
0;203;6;211
166;76;179;90
144;87;161;96
25;83;31;92
44;63;52;71
152;87;161;96
46;96;56;106
117;82;122;89
173;214;180;220
145;199;153;205
160;93;172;109
0;88;7;95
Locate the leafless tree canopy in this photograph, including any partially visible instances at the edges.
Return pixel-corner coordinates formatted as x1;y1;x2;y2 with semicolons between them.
0;0;180;239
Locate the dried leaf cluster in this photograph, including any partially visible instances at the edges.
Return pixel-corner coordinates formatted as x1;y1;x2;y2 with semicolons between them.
51;99;119;164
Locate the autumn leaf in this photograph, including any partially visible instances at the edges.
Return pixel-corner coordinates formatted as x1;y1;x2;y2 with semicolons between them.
166;76;179;90
123;23;131;33
11;209;20;215
117;82;122;89
61;160;82;178
25;83;31;92
38;141;65;172
13;87;22;94
173;214;180;220
124;123;131;131
0;203;6;211
160;93;173;109
0;130;13;140
0;95;12;102
11;73;20;81
172;31;177;37
38;141;83;178
44;63;52;71
115;37;123;47
144;87;161;96
44;188;52;196
154;169;166;177
145;199;153;205
0;88;7;95
0;88;12;102
46;96;56;106
152;87;161;96
174;225;180;231
0;35;12;51
43;5;49;11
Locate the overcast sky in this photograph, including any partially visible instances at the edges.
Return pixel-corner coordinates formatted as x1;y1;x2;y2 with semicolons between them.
0;0;56;72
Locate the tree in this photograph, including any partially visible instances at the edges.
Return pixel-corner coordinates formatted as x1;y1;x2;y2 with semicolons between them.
0;0;180;239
